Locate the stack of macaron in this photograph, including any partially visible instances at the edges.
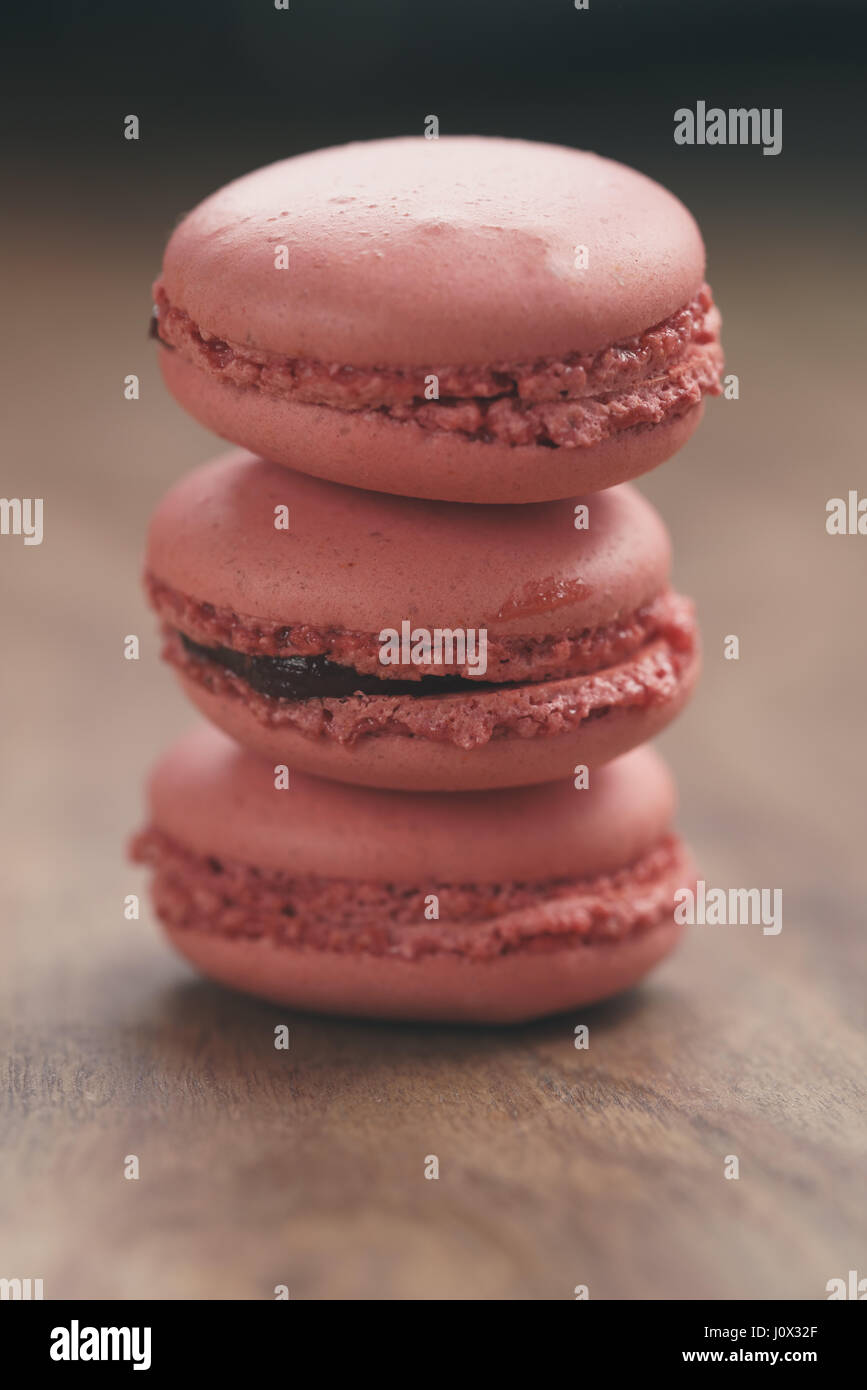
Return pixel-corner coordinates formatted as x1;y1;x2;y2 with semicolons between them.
133;136;722;1023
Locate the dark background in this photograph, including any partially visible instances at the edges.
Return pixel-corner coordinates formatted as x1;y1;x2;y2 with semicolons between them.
4;0;863;187
2;0;865;1301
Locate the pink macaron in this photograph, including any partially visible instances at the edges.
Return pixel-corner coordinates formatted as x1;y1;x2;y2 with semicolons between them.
132;727;694;1024
144;451;700;792
152;136;723;504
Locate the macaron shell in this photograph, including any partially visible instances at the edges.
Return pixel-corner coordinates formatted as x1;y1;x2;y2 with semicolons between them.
176;640;700;791
147;726;677;883
145;452;671;638
160;348;704;504
161;915;687;1023
160;137;705;365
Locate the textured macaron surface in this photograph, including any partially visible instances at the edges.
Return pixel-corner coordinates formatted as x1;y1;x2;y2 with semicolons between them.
132;729;690;962
145;453;671;640
153;138;722;460
140;728;677;882
136;828;689;962
158;137;707;364
144;453;698;757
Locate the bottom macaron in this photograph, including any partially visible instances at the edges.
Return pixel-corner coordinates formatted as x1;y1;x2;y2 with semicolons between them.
131;726;694;1024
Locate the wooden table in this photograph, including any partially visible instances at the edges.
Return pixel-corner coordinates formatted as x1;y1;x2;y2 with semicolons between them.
2;176;864;1300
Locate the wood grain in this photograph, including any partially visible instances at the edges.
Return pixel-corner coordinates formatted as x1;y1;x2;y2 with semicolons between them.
1;181;865;1300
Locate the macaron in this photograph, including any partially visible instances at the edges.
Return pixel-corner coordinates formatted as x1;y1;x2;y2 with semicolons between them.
144;451;700;792
131;727;694;1024
152;136;723;504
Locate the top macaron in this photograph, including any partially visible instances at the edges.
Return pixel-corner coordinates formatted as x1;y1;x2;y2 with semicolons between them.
153;136;723;504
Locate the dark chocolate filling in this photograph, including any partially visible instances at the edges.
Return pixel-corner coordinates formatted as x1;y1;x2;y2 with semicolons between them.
149;305;172;345
180;633;503;700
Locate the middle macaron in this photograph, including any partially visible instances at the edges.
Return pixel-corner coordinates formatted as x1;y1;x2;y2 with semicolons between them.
144;452;700;791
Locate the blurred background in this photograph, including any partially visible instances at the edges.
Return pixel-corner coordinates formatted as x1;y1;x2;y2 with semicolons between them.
1;0;865;1300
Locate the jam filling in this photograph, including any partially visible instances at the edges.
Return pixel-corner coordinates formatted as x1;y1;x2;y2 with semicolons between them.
180;633;505;700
